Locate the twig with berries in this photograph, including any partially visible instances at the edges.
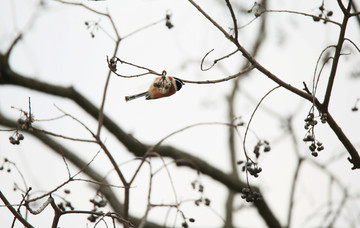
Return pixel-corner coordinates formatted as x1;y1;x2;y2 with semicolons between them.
303;111;325;157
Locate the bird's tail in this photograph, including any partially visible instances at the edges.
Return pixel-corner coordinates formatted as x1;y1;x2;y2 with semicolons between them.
125;91;149;102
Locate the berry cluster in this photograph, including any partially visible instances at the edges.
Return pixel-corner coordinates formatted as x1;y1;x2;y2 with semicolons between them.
57;200;74;212
304;113;317;130
55;189;75;212
253;140;271;159
9;133;24;145
88;193;108;223
181;218;196;228
165;13;174;29
194;197;211;207
303;112;325;157
237;160;262;178
191;180;211;207
240;187;261;203
84;21;97;38
0;158;11;173
312;4;333;23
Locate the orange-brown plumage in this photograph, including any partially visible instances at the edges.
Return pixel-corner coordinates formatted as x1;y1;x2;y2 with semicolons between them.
125;76;184;102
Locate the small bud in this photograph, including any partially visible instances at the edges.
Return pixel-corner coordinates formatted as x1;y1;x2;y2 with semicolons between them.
246;196;254;202
304;123;310;130
309;144;316;152
310;120;318;126
189;218;195;223
237;160;244;165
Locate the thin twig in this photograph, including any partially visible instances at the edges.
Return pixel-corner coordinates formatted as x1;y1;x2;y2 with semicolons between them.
263;9;341;26
200;49;239;71
122;17;167;40
242;86;280;186
107;56;163;78
225;0;239;40
32;127;96;143
128;122;235;185
344;38;360;53
0;191;34;228
97;40;120;138
181;65;254;84
323;1;352;110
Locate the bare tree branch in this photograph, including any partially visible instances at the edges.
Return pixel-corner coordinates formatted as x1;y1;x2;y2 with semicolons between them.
0;191;34;228
323;0;352;110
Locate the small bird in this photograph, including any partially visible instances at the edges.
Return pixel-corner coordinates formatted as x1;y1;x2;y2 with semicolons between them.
125;75;184;101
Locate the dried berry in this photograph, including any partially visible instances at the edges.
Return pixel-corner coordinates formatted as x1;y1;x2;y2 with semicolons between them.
309;143;316;152
204;198;211;206
87;214;97;223
17;134;24;140
182;221;188;228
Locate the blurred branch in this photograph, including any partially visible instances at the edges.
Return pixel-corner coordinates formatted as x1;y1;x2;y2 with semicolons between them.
0;30;279;228
350;1;360;25
96;41;120;138
286;116;304;227
0;96;279;226
224;0;267;225
0;113;161;228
